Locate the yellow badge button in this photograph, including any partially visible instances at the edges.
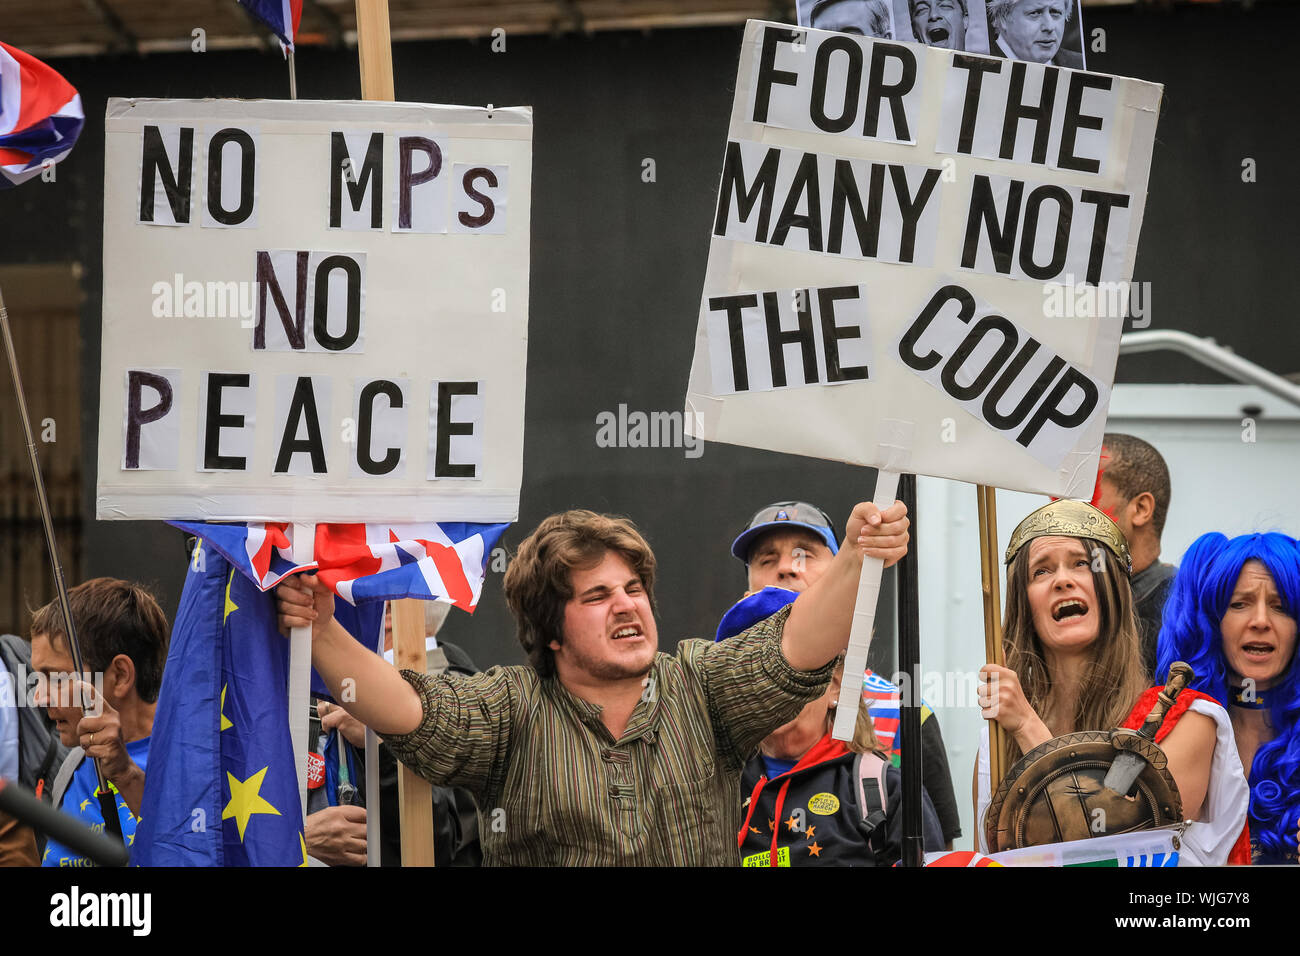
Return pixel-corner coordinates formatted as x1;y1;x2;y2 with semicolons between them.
807;792;840;816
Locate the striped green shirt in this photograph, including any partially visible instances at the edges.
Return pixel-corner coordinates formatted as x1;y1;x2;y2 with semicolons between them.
384;605;833;865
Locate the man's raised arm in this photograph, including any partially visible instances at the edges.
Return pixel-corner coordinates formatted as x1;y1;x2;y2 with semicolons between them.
781;500;909;671
276;574;423;736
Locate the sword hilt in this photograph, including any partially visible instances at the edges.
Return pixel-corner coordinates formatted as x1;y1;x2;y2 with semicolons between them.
1137;661;1194;742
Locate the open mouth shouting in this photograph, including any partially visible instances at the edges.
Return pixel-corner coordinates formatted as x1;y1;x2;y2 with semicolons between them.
611;623;645;641
928;26;950;43
1051;598;1089;622
1240;640;1277;662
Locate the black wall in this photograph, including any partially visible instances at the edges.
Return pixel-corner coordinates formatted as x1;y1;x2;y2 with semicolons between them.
2;3;1296;670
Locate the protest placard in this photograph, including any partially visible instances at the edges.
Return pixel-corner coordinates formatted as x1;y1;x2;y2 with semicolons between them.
97;98;531;523
688;22;1161;753
685;20;1159;499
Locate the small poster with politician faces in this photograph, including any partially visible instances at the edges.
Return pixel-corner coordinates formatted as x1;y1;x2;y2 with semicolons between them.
799;0;1086;70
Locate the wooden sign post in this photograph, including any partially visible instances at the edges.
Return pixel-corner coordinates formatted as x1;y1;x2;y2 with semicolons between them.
353;0;435;867
976;486;1008;791
391;598;436;866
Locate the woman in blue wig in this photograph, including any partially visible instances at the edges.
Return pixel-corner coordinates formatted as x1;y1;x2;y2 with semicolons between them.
1157;531;1300;864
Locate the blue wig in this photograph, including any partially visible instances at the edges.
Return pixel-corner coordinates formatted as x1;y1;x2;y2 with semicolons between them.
1156;531;1300;864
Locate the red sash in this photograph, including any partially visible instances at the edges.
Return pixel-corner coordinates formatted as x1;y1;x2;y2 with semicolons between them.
1123;686;1252;866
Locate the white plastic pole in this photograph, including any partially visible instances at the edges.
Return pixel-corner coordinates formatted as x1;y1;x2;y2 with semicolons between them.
831;470;900;742
365;727;380;867
289;523;315;818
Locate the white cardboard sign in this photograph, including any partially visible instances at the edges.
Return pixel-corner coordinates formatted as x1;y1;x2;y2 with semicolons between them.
686;21;1161;498
97;98;532;522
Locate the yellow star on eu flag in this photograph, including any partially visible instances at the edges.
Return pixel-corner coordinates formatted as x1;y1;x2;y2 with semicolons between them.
220;684;234;732
222;767;282;842
299;832;309;867
223;568;239;623
79;797;91;813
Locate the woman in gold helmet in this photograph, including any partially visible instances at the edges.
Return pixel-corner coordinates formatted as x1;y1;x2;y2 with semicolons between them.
974;498;1249;864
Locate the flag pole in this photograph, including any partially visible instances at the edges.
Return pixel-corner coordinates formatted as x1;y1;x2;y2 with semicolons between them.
289;523;315;823
2;283;124;842
0;284;123;842
287;48;298;100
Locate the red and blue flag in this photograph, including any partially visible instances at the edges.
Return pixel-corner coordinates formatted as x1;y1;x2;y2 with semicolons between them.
170;520;509;613
238;0;303;50
0;41;83;188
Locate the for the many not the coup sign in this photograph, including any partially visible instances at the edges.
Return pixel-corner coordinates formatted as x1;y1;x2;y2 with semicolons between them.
685;21;1161;498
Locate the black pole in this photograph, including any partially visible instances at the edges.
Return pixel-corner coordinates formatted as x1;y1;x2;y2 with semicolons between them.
897;472;923;867
1;284;124;844
0;778;129;867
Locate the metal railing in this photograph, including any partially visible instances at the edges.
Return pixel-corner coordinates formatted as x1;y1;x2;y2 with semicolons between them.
1119;330;1300;412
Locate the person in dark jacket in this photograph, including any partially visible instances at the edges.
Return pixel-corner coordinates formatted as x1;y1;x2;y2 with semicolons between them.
1096;433;1177;681
721;589;945;866
729;501;963;847
306;608;482;867
0;632;69;865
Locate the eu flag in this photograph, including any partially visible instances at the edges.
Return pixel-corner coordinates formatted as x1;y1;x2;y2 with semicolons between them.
135;542;379;865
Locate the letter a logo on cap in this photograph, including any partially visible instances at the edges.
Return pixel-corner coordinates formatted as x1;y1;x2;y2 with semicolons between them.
776;510;789;521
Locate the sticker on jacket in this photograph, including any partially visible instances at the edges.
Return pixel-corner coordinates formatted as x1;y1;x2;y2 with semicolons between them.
742;846;791;867
808;793;840;815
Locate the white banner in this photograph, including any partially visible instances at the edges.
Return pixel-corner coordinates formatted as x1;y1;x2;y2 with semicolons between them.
97;98;531;522
987;827;1181;867
685;22;1161;498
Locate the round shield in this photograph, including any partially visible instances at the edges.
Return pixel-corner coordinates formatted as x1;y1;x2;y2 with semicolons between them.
984;730;1182;853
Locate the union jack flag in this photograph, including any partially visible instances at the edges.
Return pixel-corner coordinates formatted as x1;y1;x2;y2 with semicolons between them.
171;521;509;612
238;0;303;50
0;42;83;188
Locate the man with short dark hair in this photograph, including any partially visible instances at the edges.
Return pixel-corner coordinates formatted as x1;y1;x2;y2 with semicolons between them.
28;578;169;866
1096;433;1175;681
730;501;963;848
277;503;909;865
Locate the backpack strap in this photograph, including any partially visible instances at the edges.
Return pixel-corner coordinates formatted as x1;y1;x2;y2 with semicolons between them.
51;747;85;811
33;735;61;802
853;750;889;836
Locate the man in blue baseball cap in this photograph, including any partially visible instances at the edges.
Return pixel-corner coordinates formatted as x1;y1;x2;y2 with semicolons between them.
731;501;841;595
728;499;963;850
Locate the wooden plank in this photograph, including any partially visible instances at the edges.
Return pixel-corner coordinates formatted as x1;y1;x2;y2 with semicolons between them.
355;0;395;100
391;597;436;866
353;0;428;864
